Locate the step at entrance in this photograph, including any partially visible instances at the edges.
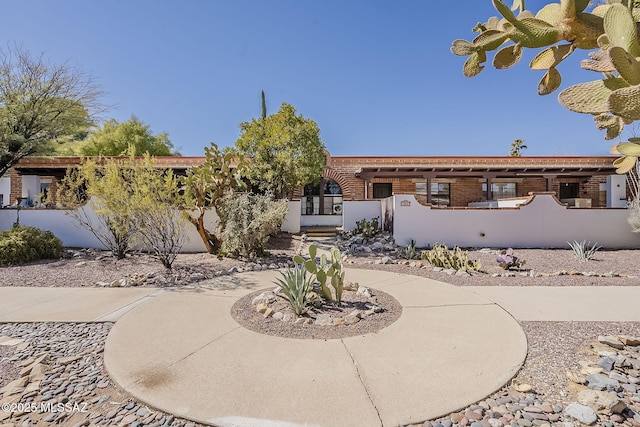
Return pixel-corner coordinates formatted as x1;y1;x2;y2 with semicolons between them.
303;227;341;238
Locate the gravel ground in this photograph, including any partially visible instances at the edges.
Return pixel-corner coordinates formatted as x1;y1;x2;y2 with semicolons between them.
1;234;639;426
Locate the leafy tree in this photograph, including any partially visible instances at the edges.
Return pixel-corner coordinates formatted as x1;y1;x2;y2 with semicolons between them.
78;116;179;156
451;0;640;172
234;102;326;199
0;43;102;177
180;143;246;254
57;153;186;264
509;139;527;156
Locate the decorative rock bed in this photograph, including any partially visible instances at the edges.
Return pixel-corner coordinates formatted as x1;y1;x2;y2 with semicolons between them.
230;283;403;340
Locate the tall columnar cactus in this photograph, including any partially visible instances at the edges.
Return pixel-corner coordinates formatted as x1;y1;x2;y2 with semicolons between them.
293;244;345;303
452;0;640;172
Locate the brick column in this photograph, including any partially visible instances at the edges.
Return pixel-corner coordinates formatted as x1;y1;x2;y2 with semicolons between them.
9;168;22;206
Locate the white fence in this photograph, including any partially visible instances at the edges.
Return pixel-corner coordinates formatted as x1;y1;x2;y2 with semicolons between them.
390;193;640;249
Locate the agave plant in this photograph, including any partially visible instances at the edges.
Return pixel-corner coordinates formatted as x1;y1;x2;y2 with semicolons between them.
453;0;640;172
273;265;315;315
568;240;602;261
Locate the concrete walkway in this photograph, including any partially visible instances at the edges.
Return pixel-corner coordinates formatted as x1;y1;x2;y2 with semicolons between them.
463;286;640;321
103;269;526;427
1;271;639;426
0;287;166;322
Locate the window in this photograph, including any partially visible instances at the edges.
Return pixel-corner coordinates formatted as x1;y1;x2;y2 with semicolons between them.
482;182;517;199
559;182;579;199
301;179;343;215
431;183;450;207
416;182;450;206
372;183;392;199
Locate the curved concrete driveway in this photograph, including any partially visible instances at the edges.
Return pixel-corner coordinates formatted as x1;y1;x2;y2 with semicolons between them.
104;269;527;427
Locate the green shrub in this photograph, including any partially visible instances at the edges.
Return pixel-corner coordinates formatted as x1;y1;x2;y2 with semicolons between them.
0;225;63;266
421;242;482;272
220;192;288;257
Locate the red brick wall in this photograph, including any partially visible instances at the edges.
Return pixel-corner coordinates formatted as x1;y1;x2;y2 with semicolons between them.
9;155;619;208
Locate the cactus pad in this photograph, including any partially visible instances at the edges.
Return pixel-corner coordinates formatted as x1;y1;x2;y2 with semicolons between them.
604;3;640;57
530;44;575;70
558;78;628;114
493;43;523;69
538;67;561;95
608;86;640;120
609;46;640;85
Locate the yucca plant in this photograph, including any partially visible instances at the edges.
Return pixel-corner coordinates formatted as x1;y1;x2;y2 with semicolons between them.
568;240;601;262
273;265;315;315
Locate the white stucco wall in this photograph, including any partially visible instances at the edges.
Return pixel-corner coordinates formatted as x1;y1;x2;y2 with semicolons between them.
4;194;639;251
0;203;210;252
282;201;301;233
343;201;382;232
391;194;640;249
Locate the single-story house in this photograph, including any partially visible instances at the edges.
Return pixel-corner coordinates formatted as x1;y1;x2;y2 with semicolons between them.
2;153;637;249
1;153;628;213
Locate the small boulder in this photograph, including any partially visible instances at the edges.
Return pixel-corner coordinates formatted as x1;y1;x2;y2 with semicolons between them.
598;335;625;350
564;403;597;425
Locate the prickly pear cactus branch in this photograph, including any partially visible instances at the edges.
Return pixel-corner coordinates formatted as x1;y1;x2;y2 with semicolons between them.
452;0;640;172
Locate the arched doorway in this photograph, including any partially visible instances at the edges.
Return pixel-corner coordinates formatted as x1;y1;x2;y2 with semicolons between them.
301;178;343;226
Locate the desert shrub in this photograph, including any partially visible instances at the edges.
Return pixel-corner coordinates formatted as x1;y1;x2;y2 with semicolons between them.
57;157;139;259
130;167;187;269
219;192;288;257
422;243;481;271
628;199;640;233
496;248;526;270
274;265;316;315
568;240;601;262
0;225;63;266
58;154;186;265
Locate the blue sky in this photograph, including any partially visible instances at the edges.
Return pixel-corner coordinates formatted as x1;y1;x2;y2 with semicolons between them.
2;1;623;157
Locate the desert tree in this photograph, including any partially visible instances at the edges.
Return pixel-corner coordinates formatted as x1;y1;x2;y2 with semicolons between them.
77;115;179;156
57;153;187;265
233;102;326;199
0;43;103;177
